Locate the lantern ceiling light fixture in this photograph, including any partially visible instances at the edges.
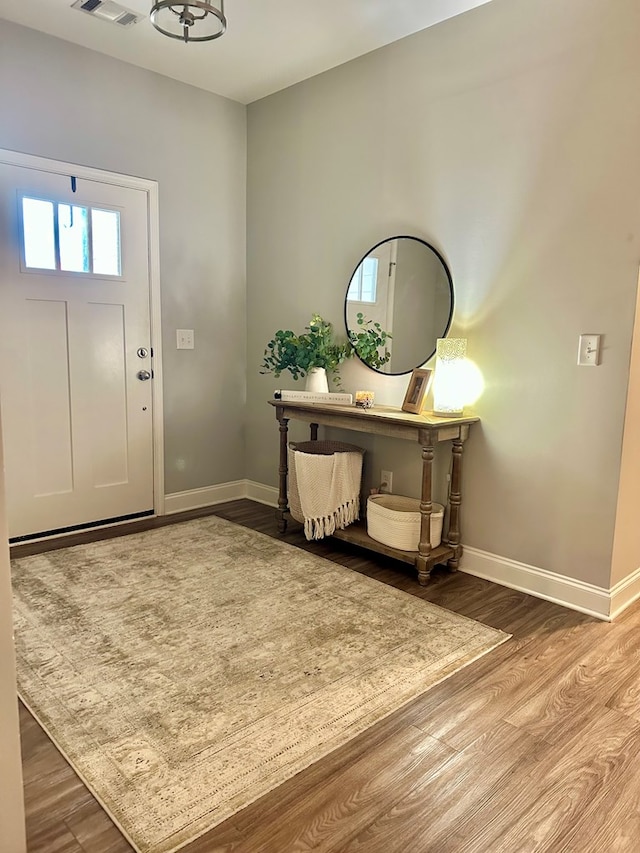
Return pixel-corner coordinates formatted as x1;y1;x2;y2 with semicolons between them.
150;0;226;43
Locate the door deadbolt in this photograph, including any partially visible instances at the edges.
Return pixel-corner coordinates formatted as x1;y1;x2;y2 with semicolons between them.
137;370;152;381
137;347;149;358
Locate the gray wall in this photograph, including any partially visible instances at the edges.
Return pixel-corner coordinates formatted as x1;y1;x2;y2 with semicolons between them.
3;2;640;590
0;21;247;495
247;0;640;589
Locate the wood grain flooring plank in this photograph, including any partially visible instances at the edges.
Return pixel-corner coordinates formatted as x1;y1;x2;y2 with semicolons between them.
411;615;613;751
386;606;586;736
24;825;86;853
229;710;438;837
606;659;640;723
444;708;640;853
23;760;94;823
545;723;640;853
178;824;247;853
236;726;455;853
340;720;541;853
63;801;133;853
20;709;74;786
557;803;640;853
505;611;640;743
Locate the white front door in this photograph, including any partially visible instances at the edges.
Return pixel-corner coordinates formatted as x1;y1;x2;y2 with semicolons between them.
0;163;155;539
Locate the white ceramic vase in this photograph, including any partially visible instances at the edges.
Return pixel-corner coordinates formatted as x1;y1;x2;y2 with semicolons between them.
305;367;329;393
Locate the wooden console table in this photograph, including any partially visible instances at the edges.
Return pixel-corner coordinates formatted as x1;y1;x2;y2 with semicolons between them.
269;400;479;585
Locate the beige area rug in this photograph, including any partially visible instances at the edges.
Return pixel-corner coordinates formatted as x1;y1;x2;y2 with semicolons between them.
12;515;509;853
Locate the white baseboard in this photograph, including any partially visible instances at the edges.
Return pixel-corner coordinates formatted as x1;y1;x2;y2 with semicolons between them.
164;481;248;514
460;546;612;621
610;565;640;620
245;481;279;507
163;480;279;515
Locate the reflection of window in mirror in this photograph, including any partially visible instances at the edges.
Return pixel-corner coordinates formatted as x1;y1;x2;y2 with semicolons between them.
345;235;453;375
347;257;378;302
347;240;396;373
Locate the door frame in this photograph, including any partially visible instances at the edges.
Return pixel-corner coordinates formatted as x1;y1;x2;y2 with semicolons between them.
0;147;165;517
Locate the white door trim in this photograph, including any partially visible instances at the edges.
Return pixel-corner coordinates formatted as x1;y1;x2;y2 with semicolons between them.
0;147;165;516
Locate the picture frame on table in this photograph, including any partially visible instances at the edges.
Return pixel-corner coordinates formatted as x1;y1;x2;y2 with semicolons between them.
401;368;433;414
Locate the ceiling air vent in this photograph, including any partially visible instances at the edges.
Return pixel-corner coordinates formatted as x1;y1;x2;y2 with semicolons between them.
71;0;145;27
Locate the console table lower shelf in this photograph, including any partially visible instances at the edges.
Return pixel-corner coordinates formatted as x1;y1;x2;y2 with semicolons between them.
269;399;479;585
330;519;455;572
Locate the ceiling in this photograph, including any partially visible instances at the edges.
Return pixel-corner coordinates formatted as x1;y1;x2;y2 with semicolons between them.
0;0;493;104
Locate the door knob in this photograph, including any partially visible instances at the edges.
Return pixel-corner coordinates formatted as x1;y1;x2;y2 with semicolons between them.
137;370;152;381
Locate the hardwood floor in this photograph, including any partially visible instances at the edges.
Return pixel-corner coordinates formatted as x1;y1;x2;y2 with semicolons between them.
14;499;640;852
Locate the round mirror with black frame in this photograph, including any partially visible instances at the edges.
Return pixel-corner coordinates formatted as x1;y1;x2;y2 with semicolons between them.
344;235;454;376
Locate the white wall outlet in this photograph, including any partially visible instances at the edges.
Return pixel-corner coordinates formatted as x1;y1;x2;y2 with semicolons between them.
176;329;194;350
380;470;393;493
577;334;601;366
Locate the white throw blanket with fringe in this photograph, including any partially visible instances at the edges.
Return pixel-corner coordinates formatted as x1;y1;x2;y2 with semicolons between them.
289;447;363;541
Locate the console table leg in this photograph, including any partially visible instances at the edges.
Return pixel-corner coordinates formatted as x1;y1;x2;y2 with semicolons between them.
277;417;289;532
310;423;318;441
447;437;464;570
417;443;434;586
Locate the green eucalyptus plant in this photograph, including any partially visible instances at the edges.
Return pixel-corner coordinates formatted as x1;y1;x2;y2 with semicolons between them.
260;312;393;385
348;313;392;371
260;314;351;385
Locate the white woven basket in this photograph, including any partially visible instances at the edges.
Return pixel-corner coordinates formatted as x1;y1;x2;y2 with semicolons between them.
366;494;444;552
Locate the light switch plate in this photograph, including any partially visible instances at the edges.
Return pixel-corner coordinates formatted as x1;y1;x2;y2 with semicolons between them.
577;334;601;366
176;329;194;350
